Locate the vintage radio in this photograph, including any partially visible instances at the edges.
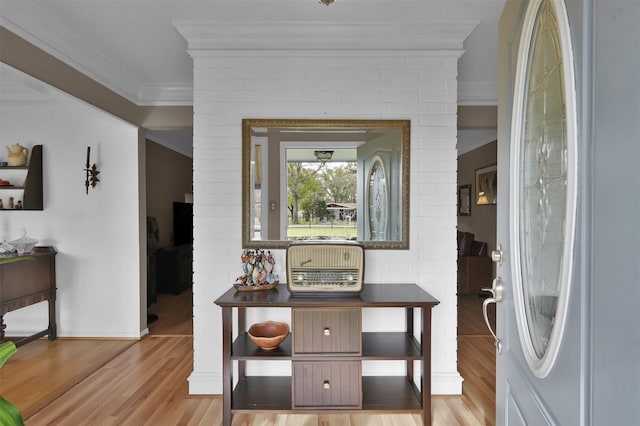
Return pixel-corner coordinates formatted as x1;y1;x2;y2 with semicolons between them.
286;241;365;294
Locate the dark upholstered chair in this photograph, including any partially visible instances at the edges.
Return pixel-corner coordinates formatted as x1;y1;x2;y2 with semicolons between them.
147;217;160;306
457;231;493;295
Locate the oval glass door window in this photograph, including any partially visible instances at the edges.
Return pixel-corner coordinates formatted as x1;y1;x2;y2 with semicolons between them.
367;156;388;240
510;0;578;378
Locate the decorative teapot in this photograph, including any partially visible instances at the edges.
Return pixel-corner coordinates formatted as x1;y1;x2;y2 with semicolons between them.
6;144;29;167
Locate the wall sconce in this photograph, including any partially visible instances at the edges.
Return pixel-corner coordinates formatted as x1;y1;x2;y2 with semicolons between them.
85;146;100;194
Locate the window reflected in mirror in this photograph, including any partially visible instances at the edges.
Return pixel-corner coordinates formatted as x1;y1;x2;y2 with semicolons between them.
242;119;410;249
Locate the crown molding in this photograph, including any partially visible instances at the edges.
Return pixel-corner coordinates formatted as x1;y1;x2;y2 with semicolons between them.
0;34;193;130
137;84;194;106
174;21;479;53
0;2;193;106
0;2;142;103
458;82;498;105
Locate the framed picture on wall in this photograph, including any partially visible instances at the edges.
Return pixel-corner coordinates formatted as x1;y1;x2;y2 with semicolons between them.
475;164;497;205
458;184;471;216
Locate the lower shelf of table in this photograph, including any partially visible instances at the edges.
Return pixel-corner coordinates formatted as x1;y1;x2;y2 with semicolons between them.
232;375;422;412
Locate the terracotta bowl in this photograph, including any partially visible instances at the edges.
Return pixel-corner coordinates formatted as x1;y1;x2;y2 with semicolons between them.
247;321;289;351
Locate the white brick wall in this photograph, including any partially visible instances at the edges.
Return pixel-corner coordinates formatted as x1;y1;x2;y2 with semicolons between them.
188;52;462;395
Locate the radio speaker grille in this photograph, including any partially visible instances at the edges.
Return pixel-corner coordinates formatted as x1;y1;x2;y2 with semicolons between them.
286;242;364;293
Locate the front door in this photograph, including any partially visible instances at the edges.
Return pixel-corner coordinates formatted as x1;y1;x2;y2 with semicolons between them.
489;0;586;424
356;135;401;241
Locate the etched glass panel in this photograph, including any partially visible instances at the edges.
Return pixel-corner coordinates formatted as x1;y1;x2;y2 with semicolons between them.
519;0;567;358
367;157;388;240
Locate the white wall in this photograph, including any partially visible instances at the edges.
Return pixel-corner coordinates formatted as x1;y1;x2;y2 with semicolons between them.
185;51;463;394
0;65;143;339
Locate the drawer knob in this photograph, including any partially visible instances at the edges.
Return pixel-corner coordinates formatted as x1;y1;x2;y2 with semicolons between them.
323;327;331;336
323;380;330;389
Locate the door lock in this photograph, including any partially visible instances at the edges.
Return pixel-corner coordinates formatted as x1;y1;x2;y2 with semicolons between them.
491;244;504;265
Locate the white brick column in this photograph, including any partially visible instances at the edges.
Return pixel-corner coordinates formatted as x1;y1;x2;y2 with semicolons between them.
176;21;476;395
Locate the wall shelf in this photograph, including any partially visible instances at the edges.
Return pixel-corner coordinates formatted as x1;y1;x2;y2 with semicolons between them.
0;145;43;210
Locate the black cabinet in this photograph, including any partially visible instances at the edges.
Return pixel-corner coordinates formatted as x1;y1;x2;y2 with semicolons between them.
156;245;192;294
173;202;193;246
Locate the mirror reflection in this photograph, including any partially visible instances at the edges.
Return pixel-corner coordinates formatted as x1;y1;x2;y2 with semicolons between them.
242;119;410;249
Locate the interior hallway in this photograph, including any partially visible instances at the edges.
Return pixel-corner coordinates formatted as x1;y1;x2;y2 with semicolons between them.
1;288;495;425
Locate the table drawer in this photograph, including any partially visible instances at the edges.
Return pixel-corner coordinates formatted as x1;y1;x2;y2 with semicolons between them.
292;308;361;355
292;361;362;409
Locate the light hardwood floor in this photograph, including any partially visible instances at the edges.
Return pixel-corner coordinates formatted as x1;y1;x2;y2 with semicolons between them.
1;290;495;425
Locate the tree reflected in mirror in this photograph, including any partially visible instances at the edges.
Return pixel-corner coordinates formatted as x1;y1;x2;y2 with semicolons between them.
286;155;357;241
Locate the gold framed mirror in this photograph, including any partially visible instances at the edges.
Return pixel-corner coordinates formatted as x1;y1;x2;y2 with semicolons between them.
242;119;410;249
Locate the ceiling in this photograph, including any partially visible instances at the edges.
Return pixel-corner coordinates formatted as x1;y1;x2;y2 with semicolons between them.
0;0;503;154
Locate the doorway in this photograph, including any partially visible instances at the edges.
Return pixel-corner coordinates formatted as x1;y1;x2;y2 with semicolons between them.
456;130;498;424
144;130;194;332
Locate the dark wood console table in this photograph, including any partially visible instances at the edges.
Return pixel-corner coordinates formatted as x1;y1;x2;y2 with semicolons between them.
0;246;57;346
215;283;439;426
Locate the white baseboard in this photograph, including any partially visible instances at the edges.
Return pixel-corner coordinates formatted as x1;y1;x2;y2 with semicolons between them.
431;372;464;395
188;371;222;395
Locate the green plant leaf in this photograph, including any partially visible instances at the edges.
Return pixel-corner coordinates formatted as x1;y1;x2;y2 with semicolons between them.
0;342;24;425
0;342;17;369
0;396;24;426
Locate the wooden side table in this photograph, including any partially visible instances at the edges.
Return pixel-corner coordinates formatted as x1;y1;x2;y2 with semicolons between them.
215;283;439;425
0;246;57;346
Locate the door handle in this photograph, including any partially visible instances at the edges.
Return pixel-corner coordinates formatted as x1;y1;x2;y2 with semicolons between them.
482;276;503;302
482;277;503;353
